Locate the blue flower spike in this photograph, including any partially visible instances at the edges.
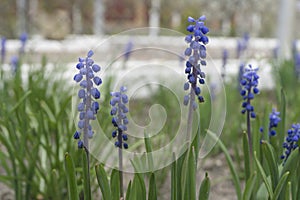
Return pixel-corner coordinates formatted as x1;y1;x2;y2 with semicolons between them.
73;50;102;148
281;123;300;163
183;15;209;109
110;86;129;149
240;64;259;118
268;109;281;136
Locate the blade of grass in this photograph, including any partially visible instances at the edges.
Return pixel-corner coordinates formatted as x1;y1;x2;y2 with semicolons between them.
82;149;91;200
64;153;78;200
95;164;111;200
198;172;210;200
254;151;273;198
242;171;257;200
272;171;289;200
148;173;157;200
171;153;177;200
110;169;120;200
261;141;279;190
144;132;154;172
243;131;251;181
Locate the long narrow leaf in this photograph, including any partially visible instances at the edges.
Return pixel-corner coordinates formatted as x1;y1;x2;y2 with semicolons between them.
148;173;157;200
284;182;291;200
242;172;257;200
278;89;286;157
144;132;154;171
110;169;120;200
171;153;177;200
64;153;78;200
261;141;279;189
181;148;196;200
198;172;210;200
82;150;91;200
243;131;251;182
125;180;132;200
272;171;289;200
254;151;273;198
95;164;111;200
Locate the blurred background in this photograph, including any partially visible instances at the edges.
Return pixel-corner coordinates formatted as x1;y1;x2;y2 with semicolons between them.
1;0;300;38
0;0;299;62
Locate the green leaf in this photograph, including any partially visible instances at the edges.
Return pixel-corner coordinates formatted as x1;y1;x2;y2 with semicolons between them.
198;172;210;200
171;153;177;200
9;90;32;114
64;153;78;200
148;173;157;200
144;132;154;171
110;169;120;200
284;182;291;200
272;171;289;200
243;131;251;182
82;150;91;200
95;164;111;200
278;89;286;156
181;147;196;200
254;151;273;198
176;152;186;199
242;172;257;200
130;173;146;200
207;130;242;200
125;180;132;200
261;141;279;189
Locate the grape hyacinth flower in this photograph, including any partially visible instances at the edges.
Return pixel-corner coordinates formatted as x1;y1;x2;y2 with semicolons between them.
123;40;133;62
221;48;228;79
237;32;250;59
294;52;300;79
73;50;102;149
1;37;6;63
19;32;28;54
240;64;259;152
10;56;19;74
183;15;209;110
260;109;281;137
240;64;259;118
110;86;129;149
110;86;129;198
268;109;281;136
281;123;300;163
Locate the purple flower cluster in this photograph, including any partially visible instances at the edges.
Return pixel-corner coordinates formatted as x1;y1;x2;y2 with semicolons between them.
183;15;209;109
268;109;281;136
240;65;259;118
1;37;6;63
281;123;300;162
260;109;281;136
237;33;249;59
73;50;102;148
110;86;129;149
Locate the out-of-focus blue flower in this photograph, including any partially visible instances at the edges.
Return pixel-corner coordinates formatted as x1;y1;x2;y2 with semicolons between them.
1;37;6;63
110;86;129;149
222;48;228;78
124;40;133;61
183;15;209;109
73;50;102;148
281;123;300;163
294;53;300;79
10;56;19;74
240;64;259;118
19;32;28;54
237;33;249;59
